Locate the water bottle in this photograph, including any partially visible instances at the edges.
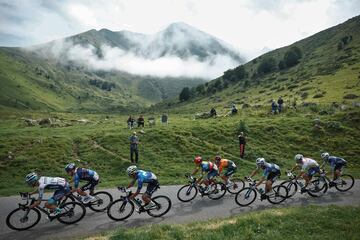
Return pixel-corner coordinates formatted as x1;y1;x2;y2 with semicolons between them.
135;198;142;205
259;188;264;194
298;182;304;188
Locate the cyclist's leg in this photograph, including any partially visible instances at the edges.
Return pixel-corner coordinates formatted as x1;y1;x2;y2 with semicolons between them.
78;181;91;196
143;180;159;204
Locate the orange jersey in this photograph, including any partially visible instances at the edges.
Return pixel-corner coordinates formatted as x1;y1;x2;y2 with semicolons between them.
217;159;236;173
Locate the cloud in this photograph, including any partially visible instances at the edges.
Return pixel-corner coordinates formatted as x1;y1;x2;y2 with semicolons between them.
46;40;239;79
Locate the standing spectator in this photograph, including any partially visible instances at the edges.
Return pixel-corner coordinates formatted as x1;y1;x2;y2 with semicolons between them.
277;96;284;113
129;131;139;163
238;132;246;159
137;115;145;128
127;115;135;129
161;113;168;125
271;100;278;114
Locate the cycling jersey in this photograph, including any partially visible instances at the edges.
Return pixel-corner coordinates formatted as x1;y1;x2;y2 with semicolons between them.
324;156;347;170
37;177;69;200
135;170;157;190
199;161;218;172
73;168;99;188
217;159;236;173
259;163;280;178
299;158;319;171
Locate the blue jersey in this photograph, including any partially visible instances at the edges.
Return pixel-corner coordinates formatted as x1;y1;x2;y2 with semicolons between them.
325;156;347;169
135;170;157;190
260;163;280;177
74;168;99;188
199;161;218;172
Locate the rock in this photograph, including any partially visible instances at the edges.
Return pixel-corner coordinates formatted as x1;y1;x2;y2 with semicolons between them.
353;102;360;107
77;119;90;124
23;118;37;126
38;118;51;125
302;102;317;107
340;105;347;110
242;103;250;109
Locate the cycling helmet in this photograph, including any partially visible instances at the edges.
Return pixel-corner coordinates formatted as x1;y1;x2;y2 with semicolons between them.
65;163;76;172
215;155;221;161
25;172;38;185
256;158;266;166
294;154;303;162
126;165;138;176
194;156;202;164
321;152;329;159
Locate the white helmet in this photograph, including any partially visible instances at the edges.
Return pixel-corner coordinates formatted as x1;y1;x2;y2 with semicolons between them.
126;165;138;176
256;158;266;166
25;172;38;185
321;152;329;159
294;154;303;162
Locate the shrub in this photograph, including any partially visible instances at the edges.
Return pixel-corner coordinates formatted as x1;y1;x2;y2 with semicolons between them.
236;120;249;134
284;46;303;68
343;94;359;99
179;87;192;102
257;57;277;75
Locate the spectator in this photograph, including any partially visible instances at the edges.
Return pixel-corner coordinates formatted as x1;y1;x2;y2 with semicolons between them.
277;96;284;113
161;113;168;125
210;107;217;117
231;104;238;114
127;115;135;129
238;132;246;159
137;115;145;128
271;100;278;114
129;131;139;163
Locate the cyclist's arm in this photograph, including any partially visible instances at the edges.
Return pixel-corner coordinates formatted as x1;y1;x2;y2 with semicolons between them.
255;176;265;187
130;180;141;199
191;167;199;176
290;164;299;173
249;168;259;178
127;179;136;189
320;160;326;169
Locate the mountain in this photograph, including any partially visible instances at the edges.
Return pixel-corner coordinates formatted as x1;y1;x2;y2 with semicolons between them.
0;22;244;112
159;16;360;113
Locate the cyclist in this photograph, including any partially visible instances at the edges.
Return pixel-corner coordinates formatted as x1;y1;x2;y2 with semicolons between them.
192;156;219;194
290;154;320;193
320;152;347;186
214;155;237;187
25;172;71;217
247;158;281;200
126;165;159;210
65;163;99;204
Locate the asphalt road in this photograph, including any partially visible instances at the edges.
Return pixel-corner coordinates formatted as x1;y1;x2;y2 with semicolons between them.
1;181;359;240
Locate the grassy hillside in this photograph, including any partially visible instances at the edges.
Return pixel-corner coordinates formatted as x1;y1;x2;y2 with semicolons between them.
154;16;360;113
0;104;359;195
84;205;360;240
0;47;204;112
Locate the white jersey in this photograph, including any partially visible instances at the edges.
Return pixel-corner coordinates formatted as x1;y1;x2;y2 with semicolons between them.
300;158;319;171
37;177;68;199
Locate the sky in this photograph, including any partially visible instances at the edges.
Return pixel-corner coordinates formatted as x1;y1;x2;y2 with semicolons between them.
0;0;359;60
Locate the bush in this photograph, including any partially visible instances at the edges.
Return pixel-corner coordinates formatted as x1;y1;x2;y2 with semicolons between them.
179;87;192;102
236;120;249;134
343;94;359;99
257;57;277;75
284;46;303;68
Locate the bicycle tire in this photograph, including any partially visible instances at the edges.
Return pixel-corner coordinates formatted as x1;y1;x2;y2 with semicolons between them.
107;199;134;221
227;178;245;194
57;202;86;224
88;191;113;212
147;195;172;217
235;187;257;206
177;184;198;202
280;180;297;198
208;182;226;200
308;178;328;197
267;185;288;204
6;207;41;231
335;174;355;192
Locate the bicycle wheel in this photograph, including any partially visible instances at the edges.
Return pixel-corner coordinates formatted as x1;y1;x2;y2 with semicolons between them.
308;178;328;197
177;184;198;202
267;185;288;204
227;178;245;194
6;207;41;231
147;195;172;217
57;202;86;224
107;199;134;221
208;182;226;200
280;180;297;198
335;174;355;192
88;191;113;212
235;187;257;206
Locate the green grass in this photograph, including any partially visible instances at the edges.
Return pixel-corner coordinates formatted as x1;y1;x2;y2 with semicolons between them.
83;205;360;240
0;105;359;196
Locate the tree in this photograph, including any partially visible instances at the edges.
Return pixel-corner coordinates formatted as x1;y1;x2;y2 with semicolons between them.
195;84;205;95
257;57;277;74
283;46;302;68
179;87;191;102
233;65;247;80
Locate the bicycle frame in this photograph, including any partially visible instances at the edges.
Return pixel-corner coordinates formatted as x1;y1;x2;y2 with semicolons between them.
18;193;62;220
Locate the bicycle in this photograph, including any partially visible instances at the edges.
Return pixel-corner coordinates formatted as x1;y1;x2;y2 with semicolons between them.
176;174;226;202
235;177;288;206
6;192;86;231
311;169;355;193
61;188;113;212
107;186;172;221
222;175;245;194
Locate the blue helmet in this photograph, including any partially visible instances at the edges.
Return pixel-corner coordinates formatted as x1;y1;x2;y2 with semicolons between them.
25;172;38;185
65;163;76;172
